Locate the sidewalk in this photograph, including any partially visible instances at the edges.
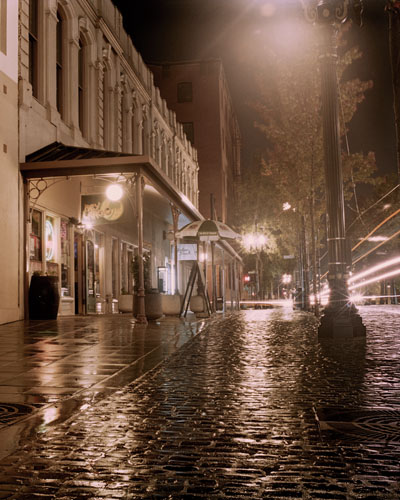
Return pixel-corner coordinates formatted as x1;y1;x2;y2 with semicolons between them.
1;305;400;498
0;313;207;459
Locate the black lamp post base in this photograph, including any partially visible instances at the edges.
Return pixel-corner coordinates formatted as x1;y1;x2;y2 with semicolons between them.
318;309;366;339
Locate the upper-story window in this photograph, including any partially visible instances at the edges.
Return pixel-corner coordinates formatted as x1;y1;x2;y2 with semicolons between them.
177;82;192;103
78;36;88;137
56;11;64;118
182;122;194;145
102;64;109;148
29;0;39;97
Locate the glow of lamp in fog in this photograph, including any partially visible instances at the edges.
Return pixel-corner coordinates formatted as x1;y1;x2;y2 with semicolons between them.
106;183;123;201
243;232;267;251
260;2;276;17
243;234;256;248
257;234;267;246
349;293;364;304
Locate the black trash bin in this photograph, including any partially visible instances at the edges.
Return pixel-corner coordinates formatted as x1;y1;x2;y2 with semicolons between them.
29;275;60;320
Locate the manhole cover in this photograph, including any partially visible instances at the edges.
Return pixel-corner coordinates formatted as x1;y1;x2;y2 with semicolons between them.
0;403;35;425
314;407;400;443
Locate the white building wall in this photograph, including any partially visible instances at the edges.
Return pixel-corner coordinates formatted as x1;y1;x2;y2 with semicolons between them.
19;0;199;208
15;0;200;318
0;0;21;324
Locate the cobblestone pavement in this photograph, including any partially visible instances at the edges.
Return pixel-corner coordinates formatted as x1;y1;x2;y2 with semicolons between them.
1;305;400;499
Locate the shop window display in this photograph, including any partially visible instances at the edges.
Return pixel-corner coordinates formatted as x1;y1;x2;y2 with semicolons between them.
45;215;58;276
30;209;42;262
60;219;71;296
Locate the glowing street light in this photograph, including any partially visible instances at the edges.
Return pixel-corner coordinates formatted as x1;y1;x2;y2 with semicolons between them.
106;183;124;202
242;232;267;252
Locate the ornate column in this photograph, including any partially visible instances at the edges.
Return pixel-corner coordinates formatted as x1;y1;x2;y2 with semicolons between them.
171;205;181;295
302;0;365;338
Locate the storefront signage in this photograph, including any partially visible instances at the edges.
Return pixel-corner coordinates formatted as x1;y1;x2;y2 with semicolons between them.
178;244;197;261
81;194;124;225
45;217;55;261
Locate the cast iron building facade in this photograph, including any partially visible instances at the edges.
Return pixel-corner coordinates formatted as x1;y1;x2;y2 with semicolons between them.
16;0;202;321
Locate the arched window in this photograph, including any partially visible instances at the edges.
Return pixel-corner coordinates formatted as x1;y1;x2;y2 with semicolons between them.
29;0;39;98
78;35;88;137
131;111;135;153
56;11;64;118
102;66;109;148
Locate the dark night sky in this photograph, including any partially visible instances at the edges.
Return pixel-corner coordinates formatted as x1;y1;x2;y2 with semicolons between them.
113;0;397;178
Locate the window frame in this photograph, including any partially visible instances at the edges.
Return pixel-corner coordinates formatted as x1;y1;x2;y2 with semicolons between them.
56;10;64;118
182;122;194;145
177;82;193;103
28;0;39;97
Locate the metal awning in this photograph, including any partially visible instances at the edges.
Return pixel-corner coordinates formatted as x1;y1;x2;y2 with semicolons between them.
25;142;131;162
20;141;202;222
20;142;242;262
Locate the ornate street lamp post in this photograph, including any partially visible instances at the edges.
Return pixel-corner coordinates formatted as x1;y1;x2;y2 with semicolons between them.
302;0;365;338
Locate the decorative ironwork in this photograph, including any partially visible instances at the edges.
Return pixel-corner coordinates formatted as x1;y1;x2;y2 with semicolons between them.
28;177;70;212
301;0;363;26
315;407;400;443
0;403;36;426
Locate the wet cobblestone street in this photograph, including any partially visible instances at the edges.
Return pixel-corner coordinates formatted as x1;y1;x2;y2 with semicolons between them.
1;305;400;499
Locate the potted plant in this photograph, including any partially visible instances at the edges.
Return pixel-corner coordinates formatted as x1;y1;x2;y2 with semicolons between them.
118;288;134;313
132;253;163;320
29;271;60;320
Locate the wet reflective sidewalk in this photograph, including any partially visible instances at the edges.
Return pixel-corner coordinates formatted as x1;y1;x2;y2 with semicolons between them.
1;305;400;498
0;314;205;461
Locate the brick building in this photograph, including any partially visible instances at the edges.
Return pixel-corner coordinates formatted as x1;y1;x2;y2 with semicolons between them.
150;59;241;226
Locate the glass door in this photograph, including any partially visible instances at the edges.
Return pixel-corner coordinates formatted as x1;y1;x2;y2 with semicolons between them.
86;239;96;313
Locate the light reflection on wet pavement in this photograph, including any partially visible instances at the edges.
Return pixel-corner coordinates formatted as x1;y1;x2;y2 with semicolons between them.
0;306;400;498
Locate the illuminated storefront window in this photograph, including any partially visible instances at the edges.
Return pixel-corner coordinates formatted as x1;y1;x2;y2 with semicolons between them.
45;215;58;275
30;209;42;261
45;216;55;261
60;219;71;296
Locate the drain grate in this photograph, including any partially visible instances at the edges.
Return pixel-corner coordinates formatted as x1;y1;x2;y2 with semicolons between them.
0;403;35;425
315;407;400;443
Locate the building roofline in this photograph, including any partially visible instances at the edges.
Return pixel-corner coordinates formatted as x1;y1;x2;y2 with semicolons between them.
148;58;223;67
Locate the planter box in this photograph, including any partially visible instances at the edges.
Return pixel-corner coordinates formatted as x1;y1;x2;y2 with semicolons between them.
190;295;205;313
161;294;182;315
134;290;163;320
118;294;133;313
59;296;74;316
